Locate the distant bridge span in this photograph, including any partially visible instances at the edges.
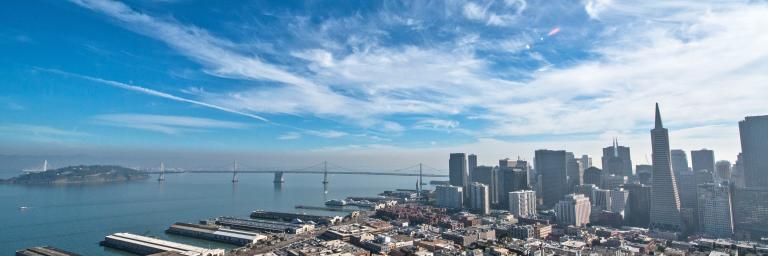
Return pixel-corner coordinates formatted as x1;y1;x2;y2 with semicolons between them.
157;170;447;177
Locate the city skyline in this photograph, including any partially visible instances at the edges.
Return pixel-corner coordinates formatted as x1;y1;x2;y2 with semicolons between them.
2;1;768;168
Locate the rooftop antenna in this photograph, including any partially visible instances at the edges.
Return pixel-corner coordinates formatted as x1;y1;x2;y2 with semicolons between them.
157;162;165;182
231;160;238;183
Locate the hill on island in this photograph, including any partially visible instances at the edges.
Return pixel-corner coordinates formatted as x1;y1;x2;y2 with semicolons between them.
0;165;149;185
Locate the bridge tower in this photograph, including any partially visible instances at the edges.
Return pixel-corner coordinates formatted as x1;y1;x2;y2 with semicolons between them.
274;171;284;183
231;160;238;183
322;161;329;185
418;163;423;195
157;162;165;182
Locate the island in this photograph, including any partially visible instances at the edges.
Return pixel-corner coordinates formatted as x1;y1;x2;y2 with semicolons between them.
0;165;149;185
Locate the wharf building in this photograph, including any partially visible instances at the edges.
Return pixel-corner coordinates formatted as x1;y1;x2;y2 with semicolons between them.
100;232;225;256
16;246;81;256
435;185;464;209
649;103;683;232
555;193;591;227
213;216;314;234
535;149;568;209
166;222;267;246
250;210;342;225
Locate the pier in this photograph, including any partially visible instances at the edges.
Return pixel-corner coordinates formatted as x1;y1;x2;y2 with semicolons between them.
294;205;360;213
100;232;225;256
166;222;266;246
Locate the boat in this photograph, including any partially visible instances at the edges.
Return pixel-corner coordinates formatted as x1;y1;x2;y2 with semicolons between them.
324;199;347;206
19;206;29;211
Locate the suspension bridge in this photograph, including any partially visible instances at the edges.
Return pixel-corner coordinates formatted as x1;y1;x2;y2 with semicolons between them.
23;160;448;189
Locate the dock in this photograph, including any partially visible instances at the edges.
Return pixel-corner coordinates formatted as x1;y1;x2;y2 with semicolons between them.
294;205;360;213
100;232;225;256
250;210;342;225
15;246;81;256
166;222;267;246
214;216;314;234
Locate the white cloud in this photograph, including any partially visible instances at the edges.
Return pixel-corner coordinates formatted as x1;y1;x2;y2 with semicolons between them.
305;130;348;138
92;114;248;134
584;0;613;19
278;132;301;140
414;119;460;130
461;0;525;26
0;124;87;137
68;0;768;162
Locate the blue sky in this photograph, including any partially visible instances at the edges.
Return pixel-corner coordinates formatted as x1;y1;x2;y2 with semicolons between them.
1;0;767;169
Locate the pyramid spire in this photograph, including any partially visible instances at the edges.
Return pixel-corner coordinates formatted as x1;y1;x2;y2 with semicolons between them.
655;103;663;129
613;137;619;157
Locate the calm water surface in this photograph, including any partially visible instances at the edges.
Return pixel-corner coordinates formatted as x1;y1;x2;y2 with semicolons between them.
0;171;433;255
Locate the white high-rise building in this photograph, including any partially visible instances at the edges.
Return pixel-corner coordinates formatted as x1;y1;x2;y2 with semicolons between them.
509;190;537;218
469;182;490;215
435;185;463;209
555;194;591;226
698;183;734;238
650;103;683;232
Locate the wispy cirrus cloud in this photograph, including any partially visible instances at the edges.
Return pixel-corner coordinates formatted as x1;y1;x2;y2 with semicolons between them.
0;124;88;137
65;0;768;162
278;132;301;140
92;113;247;134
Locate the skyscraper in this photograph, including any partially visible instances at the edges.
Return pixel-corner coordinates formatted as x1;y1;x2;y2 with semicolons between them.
509;190;537;218
691;149;715;173
580;155;593;169
624;183;651;227
566;152;583;192
468;154;478;179
671;149;690;175
498;167;528;209
449;153;468;188
435;185;464;209
635;164;653;185
471;166;497;205
697;183;734;238
469;182;490;215
739;115;768;188
583;167;602;186
732;187;768;240
715;160;731;182
535;149;568;209
610;188;629;215
555;194;591;227
602;139;633;176
649;103;683;232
